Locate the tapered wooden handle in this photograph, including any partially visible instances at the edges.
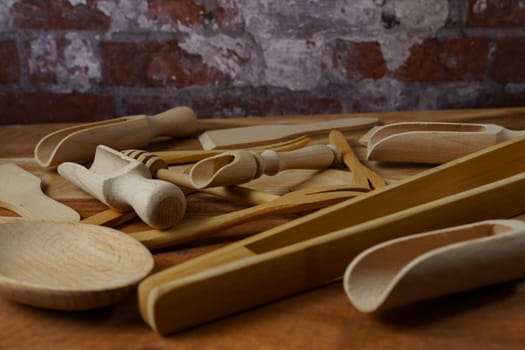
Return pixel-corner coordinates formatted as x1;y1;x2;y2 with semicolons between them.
58;162;187;229
108;174;187;229
260;145;341;175
147;106;199;139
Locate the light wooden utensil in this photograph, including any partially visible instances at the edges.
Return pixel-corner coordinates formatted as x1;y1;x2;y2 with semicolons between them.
34;106;198;168
366;121;525;164
58;145;186;229
155;135;311;165
328;130;386;189
0;220;153;310
131;185;369;250
81;208;137;227
344;219;525;313
122;150;280;205
188;145;341;188
0;163;80;221
198;117;379;150
138;136;525;334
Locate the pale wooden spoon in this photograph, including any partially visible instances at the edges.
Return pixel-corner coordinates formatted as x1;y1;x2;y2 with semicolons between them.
0;220;153;310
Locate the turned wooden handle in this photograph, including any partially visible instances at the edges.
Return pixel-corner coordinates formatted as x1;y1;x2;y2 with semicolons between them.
259;144;341;175
58;161;186;229
109;173;187;229
189;145;342;188
147;106;199;139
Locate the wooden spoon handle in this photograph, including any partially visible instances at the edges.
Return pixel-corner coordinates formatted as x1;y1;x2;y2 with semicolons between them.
147;106;199;139
260;145;341;175
131;203;270;249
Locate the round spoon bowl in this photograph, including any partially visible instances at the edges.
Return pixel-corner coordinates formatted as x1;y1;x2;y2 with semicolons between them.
0;221;154;310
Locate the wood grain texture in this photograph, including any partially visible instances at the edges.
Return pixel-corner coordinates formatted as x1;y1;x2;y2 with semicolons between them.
0;221;154;310
0;163;80;221
344;220;525;312
366;121;525;164
2;107;525;349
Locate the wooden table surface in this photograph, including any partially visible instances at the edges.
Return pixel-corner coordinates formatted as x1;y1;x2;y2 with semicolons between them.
2;108;525;350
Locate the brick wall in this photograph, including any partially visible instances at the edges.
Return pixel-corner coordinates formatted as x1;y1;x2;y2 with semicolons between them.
1;0;525;123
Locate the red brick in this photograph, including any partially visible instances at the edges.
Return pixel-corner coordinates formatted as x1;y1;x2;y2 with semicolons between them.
11;0;110;30
0;42;19;84
122;92;342;119
0;93;115;124
148;0;204;26
394;38;489;82
102;41;230;87
467;0;525;27
346;42;387;80
493;38;525;82
213;2;243;30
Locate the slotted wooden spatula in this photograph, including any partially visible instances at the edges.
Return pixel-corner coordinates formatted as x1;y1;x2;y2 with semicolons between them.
0;163;80;221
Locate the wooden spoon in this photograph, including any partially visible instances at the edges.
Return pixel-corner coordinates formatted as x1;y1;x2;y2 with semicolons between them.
0;220;154;310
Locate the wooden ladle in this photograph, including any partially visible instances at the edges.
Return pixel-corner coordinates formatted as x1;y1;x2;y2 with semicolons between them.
0;220;154;310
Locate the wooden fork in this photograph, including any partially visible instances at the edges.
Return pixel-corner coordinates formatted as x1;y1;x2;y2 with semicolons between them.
153;135;311;165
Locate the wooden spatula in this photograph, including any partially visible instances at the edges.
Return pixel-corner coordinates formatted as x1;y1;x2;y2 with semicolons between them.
0;163;80;221
198;117;378;150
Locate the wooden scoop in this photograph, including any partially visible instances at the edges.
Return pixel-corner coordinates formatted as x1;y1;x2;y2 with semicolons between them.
189;145;341;189
0;220;153;310
34;106;198;168
58;145;186;229
0;163;80;221
344;219;525;313
139;136;525;334
366;121;525;164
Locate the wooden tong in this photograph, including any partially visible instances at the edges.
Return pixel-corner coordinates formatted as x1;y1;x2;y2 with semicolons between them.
138;136;525;334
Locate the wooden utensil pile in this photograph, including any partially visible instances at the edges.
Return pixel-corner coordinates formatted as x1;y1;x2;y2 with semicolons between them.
2;106;525;336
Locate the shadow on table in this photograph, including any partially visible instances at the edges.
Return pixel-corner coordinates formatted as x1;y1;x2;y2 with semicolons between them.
373;281;520;328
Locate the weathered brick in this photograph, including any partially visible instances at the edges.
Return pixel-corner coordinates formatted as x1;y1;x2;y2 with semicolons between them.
493;38;525;83
394;38;489;82
346;42;387;80
102;41;230;87
122;90;342;118
25;34;101;92
467;0;525;27
0;41;19;84
0;93;115;124
11;0;110;30
148;0;205;26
